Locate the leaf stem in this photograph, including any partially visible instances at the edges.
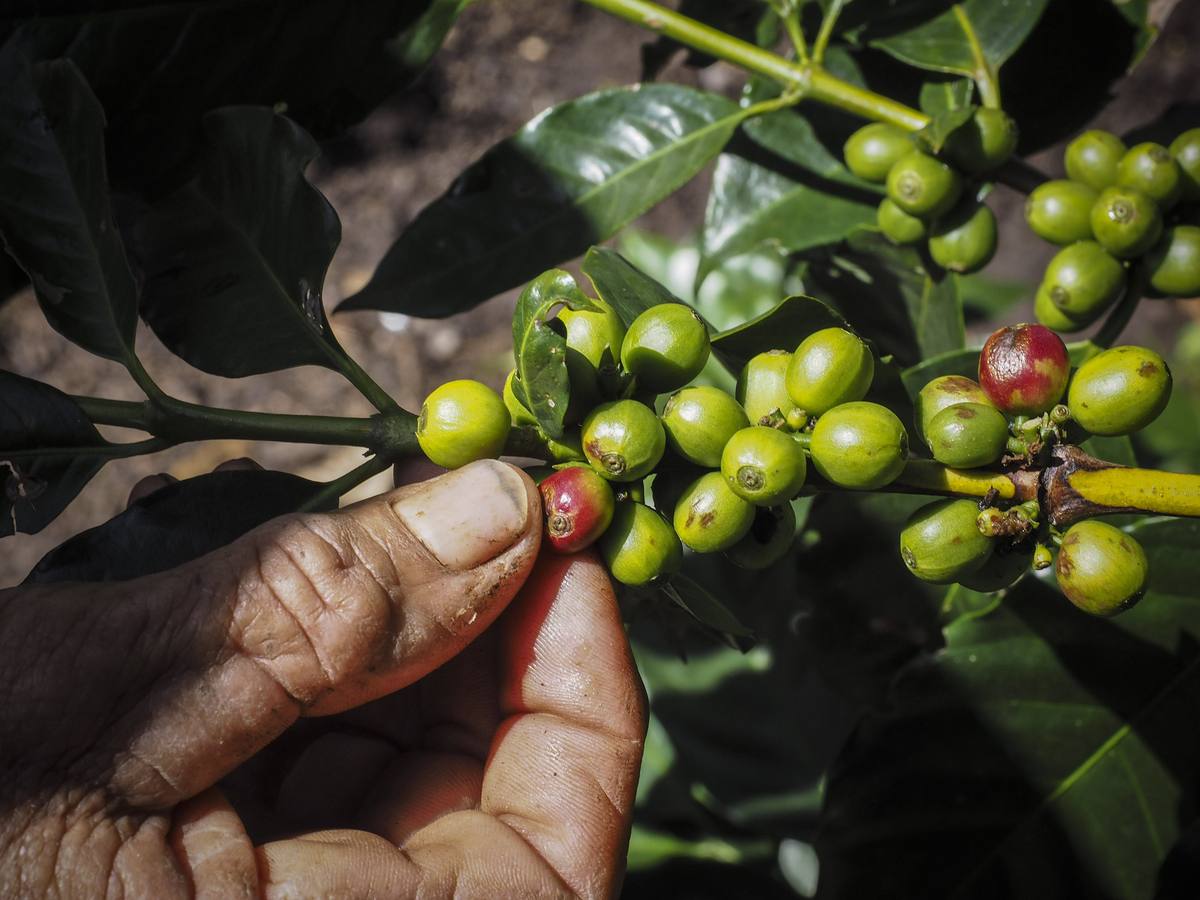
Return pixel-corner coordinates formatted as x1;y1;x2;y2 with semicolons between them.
298;453;396;512
1;438;172;462
811;0;846;65
324;338;404;415
1092;264;1147;349
771;0;809;64
952;4;1001;108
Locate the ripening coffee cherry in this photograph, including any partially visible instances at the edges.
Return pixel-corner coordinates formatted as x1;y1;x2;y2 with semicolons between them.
786;327;874;416
503;370;539;428
737;350;802;426
1116;142;1182;209
1064;129;1126;191
1170;128;1200;201
1090;185;1163;259
943;107;1019;175
673;471;756;553
957;547;1031;592
1146;225;1200;297
661;386;749;468
1024;180;1097;245
914;375;993;443
877;198;928;246
1067;345;1172;436
1041;240;1126;324
581;399;665;482
886;150;963;218
843;122;913;183
810;401;909;490
621;303;710;393
560;297;626;414
599;500;682;585
725;504;796;571
539;465;615;554
1055;520;1148;616
924;402;1009;469
1035;282;1084;332
899;499;994;584
721;425;807;506
416;380;511;469
978;323;1070;416
928;201;997;274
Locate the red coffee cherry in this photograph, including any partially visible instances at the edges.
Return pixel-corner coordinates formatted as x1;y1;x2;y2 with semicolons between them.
978;323;1070;416
539;465;615;554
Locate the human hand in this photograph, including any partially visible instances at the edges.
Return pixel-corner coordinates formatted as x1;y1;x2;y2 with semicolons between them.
0;459;646;898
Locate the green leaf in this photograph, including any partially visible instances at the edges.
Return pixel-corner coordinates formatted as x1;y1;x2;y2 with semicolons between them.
25;469;333;584
133;107;343;377
0;51;137;362
582;246;689;328
1106;0;1158;64
710;294;846;374
0;370;107;536
388;0;474;69
342;85;749;318
664;574;755;645
817;517;1200;900
915;103;977;154
918;77;975;116
511;269;596;439
957;272;1027;318
900;347;978;398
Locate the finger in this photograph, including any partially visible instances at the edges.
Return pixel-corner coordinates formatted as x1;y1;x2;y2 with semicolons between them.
213;457;262;473
392;457;445;488
169;788;258;899
127;473;177;506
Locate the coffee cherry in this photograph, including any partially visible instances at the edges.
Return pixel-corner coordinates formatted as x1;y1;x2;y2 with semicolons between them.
1055;520;1148;616
877;198;928;246
810;401;909;490
1024;180;1097;245
737;350;802;426
721;425;807;506
1146;225;1200;297
943;107;1019;175
1170;128;1200;201
886;150;963;218
539;465;615;554
1035;282;1084;332
978;323;1070;416
416;380;511;469
661;386;748;468
957;546;1031;592
786;327;874;416
1090;185;1163;259
621;303;710;393
899;499;994;584
914;375;993;443
560;297;626;415
581;399;665;482
843;122;913;183
1068;345;1172;436
599;500;682;585
673;471;755;553
1116;142;1182;209
928;201;997;274
503;370;539;427
725;504;796;570
924;402;1009;469
1064;129;1126;191
1041;240;1126;324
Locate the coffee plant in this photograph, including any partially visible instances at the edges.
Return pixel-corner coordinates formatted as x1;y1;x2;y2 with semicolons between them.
3;0;1200;897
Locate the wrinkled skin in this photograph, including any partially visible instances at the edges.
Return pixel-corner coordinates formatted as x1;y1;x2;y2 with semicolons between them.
0;459;646;899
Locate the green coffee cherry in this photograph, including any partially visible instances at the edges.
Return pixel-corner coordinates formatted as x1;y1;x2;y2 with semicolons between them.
416;380;511;469
877;198;928;246
581;399;665;482
1090;185;1163;258
1025;180;1097;245
843;122;913;183
943;107;1019;175
1064;129;1126;191
786;327;874;416
725;504;796;571
1169;128;1200;201
958;547;1031;592
599;500;683;585
1146;225;1200;297
928;202;997;274
1035;281;1084;332
736;350;802;427
1041;240;1126;324
503;370;539;427
1068;345;1172;436
1055;520;1148;616
661;386;749;468
810;401;908;490
914;375;993;443
899;499;994;584
621;303;710;393
924;402;1009;469
1116;142;1182;209
673;471;755;553
886;150;963;218
720;426;807;506
560;297;625;415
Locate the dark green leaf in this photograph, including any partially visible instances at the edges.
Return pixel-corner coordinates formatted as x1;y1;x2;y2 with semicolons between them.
389;0;474;69
665;574;755;644
900;347;978;398
0;370;107;536
957;272;1027;318
710;294;846;373
25;469;332;584
582;247;689;329
0;51;137;362
133;107;343;377
342;85;749;318
919;77;975;116
1081;434;1137;468
1106;0;1158;63
915;103;977;154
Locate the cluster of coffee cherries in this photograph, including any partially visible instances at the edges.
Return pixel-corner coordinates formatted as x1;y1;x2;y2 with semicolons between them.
902;322;1171;615
1027;127;1200;331
843;107;1019;273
